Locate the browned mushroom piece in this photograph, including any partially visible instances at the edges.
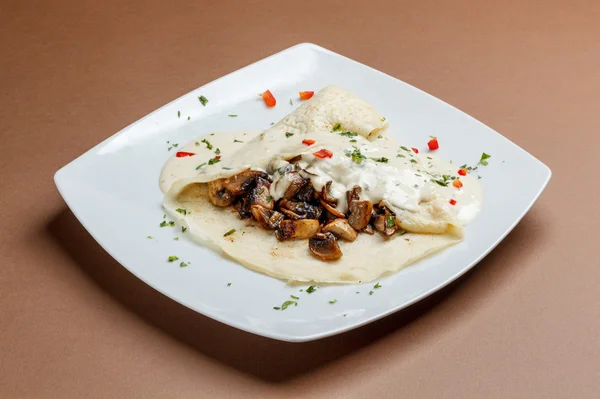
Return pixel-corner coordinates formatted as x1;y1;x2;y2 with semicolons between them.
321;181;338;204
250;205;284;230
252;177;274;210
275;219;320;241
309;232;343;260
348;200;373;230
322;219;358;242
278;199;322;220
362;224;375;235
372;210;397;237
207;179;235;207
319;198;346;218
346;185;361;205
223;170;269;195
282;172;308;199
295;184;314;202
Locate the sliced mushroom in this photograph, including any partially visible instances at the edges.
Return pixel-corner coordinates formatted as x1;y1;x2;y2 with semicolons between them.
252;177;274;210
320;199;346;218
223;170;268;195
322;219;358;242
295;184;314;202
250;205;284;230
321;181;338;204
279;172;308;199
234;195;252;218
372;210;397;237
278;199;322;220
275;219;320;241
309;232;343;260
362;224;375;235
207;179;235;207
348;200;373;230
346;185;361;205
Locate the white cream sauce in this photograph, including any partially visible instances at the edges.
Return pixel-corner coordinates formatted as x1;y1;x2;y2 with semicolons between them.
160;128;483;233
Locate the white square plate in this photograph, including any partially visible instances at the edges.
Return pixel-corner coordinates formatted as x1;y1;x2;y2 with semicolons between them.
55;43;551;342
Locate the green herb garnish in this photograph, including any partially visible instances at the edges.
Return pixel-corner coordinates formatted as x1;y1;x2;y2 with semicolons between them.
371;157;389;163
195;163;207;170
369;291;374;295
329;300;337;304
399;230;407;235
227;282;232;286
374;282;382;289
257;188;265;195
168;221;175;227
223;229;236;237
146;236;153;239
285;132;294;138
198;95;208;106
400;146;410;152
339;131;358;137
349;139;357;143
306;285;317;294
228;114;237;117
179;261;188;267
386;214;395;228
159;221;168;227
201;139;213;150
410;159;417;164
266;195;272;202
289;98;293;105
233;139;243;143
290;295;299;300
332;123;342;132
168;147;172;151
222;167;232;170
208;157;220;165
175;208;187;215
479;152;491;166
381;117;386;122
181;226;187;233
214;148;220;155
345;146;367;164
168;256;179;262
177;111;180;118
173;237;179;241
172;143;178;148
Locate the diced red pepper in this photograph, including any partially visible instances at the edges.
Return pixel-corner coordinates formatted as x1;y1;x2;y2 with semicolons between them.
176;151;195;157
427;137;439;150
299;91;314;100
458;168;467;176
452;179;463;188
302;139;316;146
215;155;221;159
449;199;457;206
313;149;333;159
412;147;419;154
261;90;276;107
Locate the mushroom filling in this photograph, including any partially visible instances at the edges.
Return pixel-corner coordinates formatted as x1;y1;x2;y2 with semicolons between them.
207;167;406;261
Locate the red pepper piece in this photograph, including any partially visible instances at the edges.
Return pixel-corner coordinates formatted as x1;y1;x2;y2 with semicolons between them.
449;199;457;205
302;139;316;146
452;179;463;188
299;91;314;100
176;151;195;157
427;137;439;150
261;90;276;107
412;147;419;154
458;169;467;176
215;155;221;159
313;149;333;159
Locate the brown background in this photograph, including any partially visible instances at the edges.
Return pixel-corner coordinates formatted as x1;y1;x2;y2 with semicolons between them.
1;0;599;397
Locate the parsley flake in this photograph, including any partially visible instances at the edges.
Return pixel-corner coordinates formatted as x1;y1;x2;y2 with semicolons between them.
227;282;232;286
332;123;342;132
146;236;153;239
195;163;207;170
479;152;492;166
172;143;178;148
208;157;220;165
175;208;187;215
369;291;374;295
371;157;389;163
381;117;386;122
289;98;293;106
339;131;358;138
228;114;237;117
177;111;180;118
215;148;220;155
290;295;299;300
266;195;272;202
223;229;236;237
181;226;187;233
159;221;168;227
198;95;208;106
173;237;179;241
386;214;395;228
274;300;298;311
349;139;357;143
233;139;243;143
306;285;317;294
329;300;337;305
168;256;179;262
345;146;367;164
201;139;213;150
179;261;188;267
285;132;294;138
374;282;382;289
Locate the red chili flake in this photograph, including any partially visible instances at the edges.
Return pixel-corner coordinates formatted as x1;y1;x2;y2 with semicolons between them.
452;179;463;188
412;147;419;154
299;91;314;100
427;137;439;150
261;90;276;107
176;151;195;157
215;155;221;159
449;199;457;205
313;149;333;159
458;169;467;176
302;139;316;146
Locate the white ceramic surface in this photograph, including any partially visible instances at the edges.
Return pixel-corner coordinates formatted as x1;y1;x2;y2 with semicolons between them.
54;43;551;342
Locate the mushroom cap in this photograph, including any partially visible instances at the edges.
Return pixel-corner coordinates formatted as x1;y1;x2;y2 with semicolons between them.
309;232;343;260
322;218;358;242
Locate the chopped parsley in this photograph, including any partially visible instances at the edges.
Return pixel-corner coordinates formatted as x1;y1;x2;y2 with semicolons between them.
345;146;367;164
159;221;169;227
172;143;179;148
400;146;410;152
257;188;265;195
227;282;232;286
167;256;179;262
168;147;172;151
397;154;405;158
195;163;207;170
399;230;407;235
222;167;232;170
228;114;237;117
386;214;395;228
175;208;187;215
181;226;187;233
306;285;317;294
198;95;208;106
208;157;220;165
266;195;273;202
223;229;236;237
371;157;389;163
285;132;294;138
146;236;153;239
381;117;386;122
349;139;357;143
329;300;337;304
177;111;180;118
479;152;492;166
410;159;417;164
233;139;244;143
201;139;213;150
289;98;293;105
173;237;179;241
374;282;382;289
187;116;190;120
168;221;175;227
290;295;299;300
179;261;188;267
369;291;374;295
195;141;200;146
339;131;358;137
214;148;221;155
270;122;275;125
332;123;342;132
273;300;298;311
